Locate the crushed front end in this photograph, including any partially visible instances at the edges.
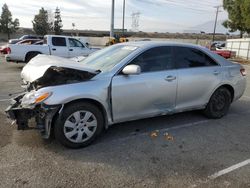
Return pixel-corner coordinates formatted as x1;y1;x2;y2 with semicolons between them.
5;92;61;138
5;55;99;139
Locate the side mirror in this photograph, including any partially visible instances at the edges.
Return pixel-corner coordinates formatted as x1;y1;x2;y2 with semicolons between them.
122;64;141;75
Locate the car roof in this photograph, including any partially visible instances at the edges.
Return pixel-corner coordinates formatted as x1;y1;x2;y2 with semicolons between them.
117;41;206;49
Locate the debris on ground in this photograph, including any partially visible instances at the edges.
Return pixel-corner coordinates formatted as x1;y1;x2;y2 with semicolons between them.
164;132;174;141
150;130;159;138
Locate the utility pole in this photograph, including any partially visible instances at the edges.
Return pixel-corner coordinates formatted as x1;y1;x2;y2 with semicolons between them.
212;5;222;42
122;0;125;36
131;12;140;32
110;0;115;38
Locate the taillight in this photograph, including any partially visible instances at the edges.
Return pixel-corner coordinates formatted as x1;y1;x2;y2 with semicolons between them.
240;68;246;76
6;47;11;54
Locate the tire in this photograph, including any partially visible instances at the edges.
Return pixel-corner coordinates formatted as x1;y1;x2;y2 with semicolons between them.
26;52;39;63
204;87;232;119
54;102;104;148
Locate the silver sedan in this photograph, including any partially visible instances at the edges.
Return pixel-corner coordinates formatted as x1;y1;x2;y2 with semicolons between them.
6;42;247;148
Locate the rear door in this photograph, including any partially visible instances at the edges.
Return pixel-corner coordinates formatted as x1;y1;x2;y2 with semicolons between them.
68;38;91;57
174;46;222;110
111;46;178;123
50;37;69;58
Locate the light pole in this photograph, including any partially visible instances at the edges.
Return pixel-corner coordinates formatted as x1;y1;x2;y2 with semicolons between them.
110;0;115;38
122;0;125;36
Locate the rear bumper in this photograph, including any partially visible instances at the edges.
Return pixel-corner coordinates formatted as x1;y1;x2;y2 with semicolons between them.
5;55;11;62
5;54;23;62
233;77;247;102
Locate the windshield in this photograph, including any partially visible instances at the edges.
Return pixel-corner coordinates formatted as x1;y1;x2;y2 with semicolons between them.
80;45;138;72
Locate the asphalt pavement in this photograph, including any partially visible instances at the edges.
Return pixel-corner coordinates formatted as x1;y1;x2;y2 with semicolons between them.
0;55;250;188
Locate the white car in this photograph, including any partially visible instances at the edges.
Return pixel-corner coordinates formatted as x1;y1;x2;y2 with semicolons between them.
6;35;99;63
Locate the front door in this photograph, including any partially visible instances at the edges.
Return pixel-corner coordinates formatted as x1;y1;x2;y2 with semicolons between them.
111;46;177;123
68;38;91;57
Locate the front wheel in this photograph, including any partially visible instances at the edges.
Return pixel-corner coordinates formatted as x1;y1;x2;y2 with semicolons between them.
54;102;104;148
204;87;232;119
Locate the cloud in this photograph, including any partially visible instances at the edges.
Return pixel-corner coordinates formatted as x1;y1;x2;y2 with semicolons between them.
0;0;228;32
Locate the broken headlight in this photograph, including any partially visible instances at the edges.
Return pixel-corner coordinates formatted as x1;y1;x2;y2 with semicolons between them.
21;91;52;106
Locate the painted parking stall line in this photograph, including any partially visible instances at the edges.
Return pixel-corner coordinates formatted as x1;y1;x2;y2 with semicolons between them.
0;98;11;102
243;95;250;99
208;159;250;179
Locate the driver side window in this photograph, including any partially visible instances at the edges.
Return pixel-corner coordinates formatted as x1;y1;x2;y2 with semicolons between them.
129;46;173;73
69;38;84;48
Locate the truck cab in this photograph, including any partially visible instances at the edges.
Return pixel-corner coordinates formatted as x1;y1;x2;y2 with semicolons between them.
6;35;99;63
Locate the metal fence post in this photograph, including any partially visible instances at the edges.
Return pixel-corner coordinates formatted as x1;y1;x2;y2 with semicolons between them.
238;41;242;58
247;41;250;60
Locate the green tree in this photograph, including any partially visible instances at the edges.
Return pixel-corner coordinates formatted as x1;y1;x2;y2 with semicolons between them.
241;0;250;32
54;7;63;35
32;7;52;35
223;0;250;37
0;4;19;39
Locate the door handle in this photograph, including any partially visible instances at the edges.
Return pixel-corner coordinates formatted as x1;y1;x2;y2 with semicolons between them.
213;70;220;75
69;49;73;51
52;48;56;51
165;76;176;81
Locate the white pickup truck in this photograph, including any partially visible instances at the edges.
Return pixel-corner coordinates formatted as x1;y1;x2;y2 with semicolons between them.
6;35;99;63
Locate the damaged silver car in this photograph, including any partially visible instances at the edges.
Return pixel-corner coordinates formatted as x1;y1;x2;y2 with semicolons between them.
6;42;246;148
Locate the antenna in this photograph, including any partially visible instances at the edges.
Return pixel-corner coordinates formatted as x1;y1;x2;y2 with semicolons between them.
131;12;140;32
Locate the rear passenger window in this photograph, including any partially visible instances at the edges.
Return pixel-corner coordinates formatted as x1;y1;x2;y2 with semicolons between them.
130;46;173;73
52;37;66;46
174;47;218;68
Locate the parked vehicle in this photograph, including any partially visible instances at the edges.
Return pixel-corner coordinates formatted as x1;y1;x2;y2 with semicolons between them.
210;41;236;59
0;44;9;54
9;35;43;44
212;50;236;59
106;35;129;46
6;35;99;63
16;39;42;45
6;42;246;148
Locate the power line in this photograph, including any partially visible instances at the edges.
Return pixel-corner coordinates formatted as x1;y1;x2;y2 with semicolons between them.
163;0;215;12
137;0;216;13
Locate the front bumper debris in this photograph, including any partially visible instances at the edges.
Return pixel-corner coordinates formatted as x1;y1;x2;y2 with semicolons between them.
5;94;61;139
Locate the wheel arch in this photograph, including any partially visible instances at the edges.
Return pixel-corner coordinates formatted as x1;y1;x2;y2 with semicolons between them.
25;51;42;62
62;98;109;128
210;84;235;103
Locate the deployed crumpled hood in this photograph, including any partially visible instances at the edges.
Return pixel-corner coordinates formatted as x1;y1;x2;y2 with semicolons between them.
21;54;96;83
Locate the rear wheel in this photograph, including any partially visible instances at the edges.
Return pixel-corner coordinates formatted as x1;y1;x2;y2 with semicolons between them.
54;102;104;148
25;52;40;62
204;87;232;119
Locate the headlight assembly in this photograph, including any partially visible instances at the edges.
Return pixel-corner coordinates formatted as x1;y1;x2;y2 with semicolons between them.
21;91;52;106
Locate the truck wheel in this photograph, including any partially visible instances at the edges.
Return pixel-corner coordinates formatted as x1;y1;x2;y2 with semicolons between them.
26;52;39;62
203;87;231;119
54;102;104;148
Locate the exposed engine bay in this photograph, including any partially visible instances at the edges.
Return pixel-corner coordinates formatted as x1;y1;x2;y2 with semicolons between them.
26;66;97;91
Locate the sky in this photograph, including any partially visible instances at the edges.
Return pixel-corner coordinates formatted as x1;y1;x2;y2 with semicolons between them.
0;0;228;33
